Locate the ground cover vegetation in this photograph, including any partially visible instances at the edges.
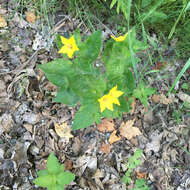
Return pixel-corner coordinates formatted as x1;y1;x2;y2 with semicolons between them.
0;0;190;189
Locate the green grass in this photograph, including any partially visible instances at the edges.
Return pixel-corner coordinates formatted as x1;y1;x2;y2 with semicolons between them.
168;58;190;94
13;0;59;28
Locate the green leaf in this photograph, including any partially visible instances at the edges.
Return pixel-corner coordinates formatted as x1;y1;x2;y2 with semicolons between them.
106;58;125;78
133;83;156;107
110;0;117;9
56;34;63;50
75;30;102;72
141;0;152;8
74;29;82;47
34;174;55;187
147;11;167;23
100;108;120;119
124;70;135;93
37;169;49;176
122;174;131;184
57;172;75;186
134;149;143;158
55;184;65;190
53;87;79;106
47;154;61;175
70;74;106;101
72;103;100;130
117;96;131;113
38;58;75;87
122;149;144;185
102;39;114;63
45;73;69;87
132;179;149;190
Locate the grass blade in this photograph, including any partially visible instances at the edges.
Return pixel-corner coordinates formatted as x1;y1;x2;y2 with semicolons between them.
168;58;190;94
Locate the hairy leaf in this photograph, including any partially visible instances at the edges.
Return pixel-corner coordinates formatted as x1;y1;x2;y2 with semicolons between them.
47;154;61;175
57;172;75;186
72;104;100;130
53;87;79;106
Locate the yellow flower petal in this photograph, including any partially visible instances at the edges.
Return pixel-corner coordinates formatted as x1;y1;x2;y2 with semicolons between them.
109;85;124;98
60;36;69;44
111;32;129;42
58;46;68;54
58;35;79;58
98;94;114;112
112;97;120;105
98;86;124;112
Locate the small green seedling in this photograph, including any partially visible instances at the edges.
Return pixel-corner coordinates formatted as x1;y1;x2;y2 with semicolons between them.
122;149;149;190
34;153;75;190
133;83;156;108
132;179;149;190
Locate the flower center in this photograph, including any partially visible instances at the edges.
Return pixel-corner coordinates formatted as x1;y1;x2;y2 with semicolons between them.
103;97;108;102
67;44;73;49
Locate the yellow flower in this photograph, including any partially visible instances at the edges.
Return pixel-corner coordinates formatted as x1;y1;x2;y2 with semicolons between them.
58;35;79;58
111;32;128;42
98;85;124;112
98;94;114;112
109;85;124;105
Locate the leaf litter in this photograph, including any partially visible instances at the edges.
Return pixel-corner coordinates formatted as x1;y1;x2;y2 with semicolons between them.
0;2;190;189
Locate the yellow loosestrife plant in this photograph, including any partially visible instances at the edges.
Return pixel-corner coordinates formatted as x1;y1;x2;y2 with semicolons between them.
38;29;155;130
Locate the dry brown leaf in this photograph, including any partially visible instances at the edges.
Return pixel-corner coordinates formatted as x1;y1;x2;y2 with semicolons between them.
100;142;111;154
0;15;7;27
152;61;167;70
54;122;73;140
108;130;121;144
152;94;176;105
25;10;36;23
119;119;141;140
177;92;190;104
97;118;115;133
151;94;160;103
136;172;147;179
64;159;73;170
131;97;136;114
23;124;33;133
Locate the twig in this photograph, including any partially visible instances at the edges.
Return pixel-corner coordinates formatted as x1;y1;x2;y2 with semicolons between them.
0;49;38;75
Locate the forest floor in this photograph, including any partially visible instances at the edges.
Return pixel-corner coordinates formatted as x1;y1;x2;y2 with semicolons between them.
0;1;190;190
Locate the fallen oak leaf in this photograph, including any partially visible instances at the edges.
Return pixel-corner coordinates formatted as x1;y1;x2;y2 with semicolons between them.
0;15;7;27
108;130;121;144
119;119;141;140
54;122;73;140
152;61;167;70
152;93;177;105
177;92;190;104
100;142;111;154
97;118;115;133
64;159;73;170
136;171;147;179
25;10;36;23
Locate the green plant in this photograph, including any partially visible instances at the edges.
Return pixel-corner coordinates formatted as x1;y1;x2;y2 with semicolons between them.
132;179;149;190
168;58;190;94
122;149;149;190
133;83;156;108
34;153;75;190
39;29;154;130
172;109;182;124
104;0;128;18
181;83;189;90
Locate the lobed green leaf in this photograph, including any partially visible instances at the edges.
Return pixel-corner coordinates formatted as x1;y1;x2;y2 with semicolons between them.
72;103;100;130
47;154;61;175
53;87;79;106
